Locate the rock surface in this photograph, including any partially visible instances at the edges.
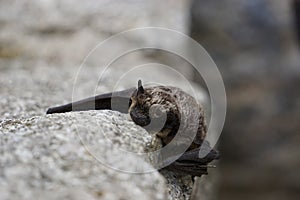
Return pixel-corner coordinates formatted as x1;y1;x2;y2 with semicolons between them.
0;111;166;200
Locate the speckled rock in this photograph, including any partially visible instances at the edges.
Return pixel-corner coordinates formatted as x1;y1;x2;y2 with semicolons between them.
0;111;167;200
160;170;194;200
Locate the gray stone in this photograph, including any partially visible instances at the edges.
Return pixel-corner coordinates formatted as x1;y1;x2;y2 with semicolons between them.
0;111;167;200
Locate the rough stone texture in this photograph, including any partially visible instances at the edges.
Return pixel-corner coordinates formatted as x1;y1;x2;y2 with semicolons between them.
0;111;166;200
160;170;193;200
190;0;300;199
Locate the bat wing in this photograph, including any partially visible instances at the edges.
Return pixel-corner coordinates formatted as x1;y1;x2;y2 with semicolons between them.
164;161;209;177
46;87;136;114
161;140;220;177
177;140;220;163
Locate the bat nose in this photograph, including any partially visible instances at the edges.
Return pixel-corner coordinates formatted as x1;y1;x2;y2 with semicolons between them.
130;109;150;127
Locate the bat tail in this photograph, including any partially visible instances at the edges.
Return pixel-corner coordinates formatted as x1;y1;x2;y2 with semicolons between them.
46;88;136;114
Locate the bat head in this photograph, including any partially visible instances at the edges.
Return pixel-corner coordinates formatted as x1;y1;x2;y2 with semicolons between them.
128;80;151;126
128;80;175;132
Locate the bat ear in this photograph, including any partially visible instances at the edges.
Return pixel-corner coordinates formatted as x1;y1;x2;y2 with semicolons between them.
137;79;144;94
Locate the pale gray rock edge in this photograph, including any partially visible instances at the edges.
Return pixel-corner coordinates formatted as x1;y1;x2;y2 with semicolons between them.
0;110;195;200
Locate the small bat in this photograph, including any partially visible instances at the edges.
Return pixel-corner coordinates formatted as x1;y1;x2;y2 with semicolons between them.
47;80;219;177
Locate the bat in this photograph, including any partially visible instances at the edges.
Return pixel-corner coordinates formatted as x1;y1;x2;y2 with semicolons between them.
47;80;220;177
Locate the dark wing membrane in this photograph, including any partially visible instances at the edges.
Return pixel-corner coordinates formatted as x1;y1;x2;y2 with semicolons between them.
165;161;209;177
161;140;220;176
177;140;220;163
46;88;136;114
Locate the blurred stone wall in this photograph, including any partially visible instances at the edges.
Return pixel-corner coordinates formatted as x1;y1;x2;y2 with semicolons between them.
190;0;300;199
0;0;188;64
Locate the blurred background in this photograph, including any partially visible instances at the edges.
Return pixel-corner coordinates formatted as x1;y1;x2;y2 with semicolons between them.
0;0;299;199
190;1;300;199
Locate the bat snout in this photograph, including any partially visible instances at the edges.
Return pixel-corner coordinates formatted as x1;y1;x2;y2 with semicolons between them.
130;108;151;127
